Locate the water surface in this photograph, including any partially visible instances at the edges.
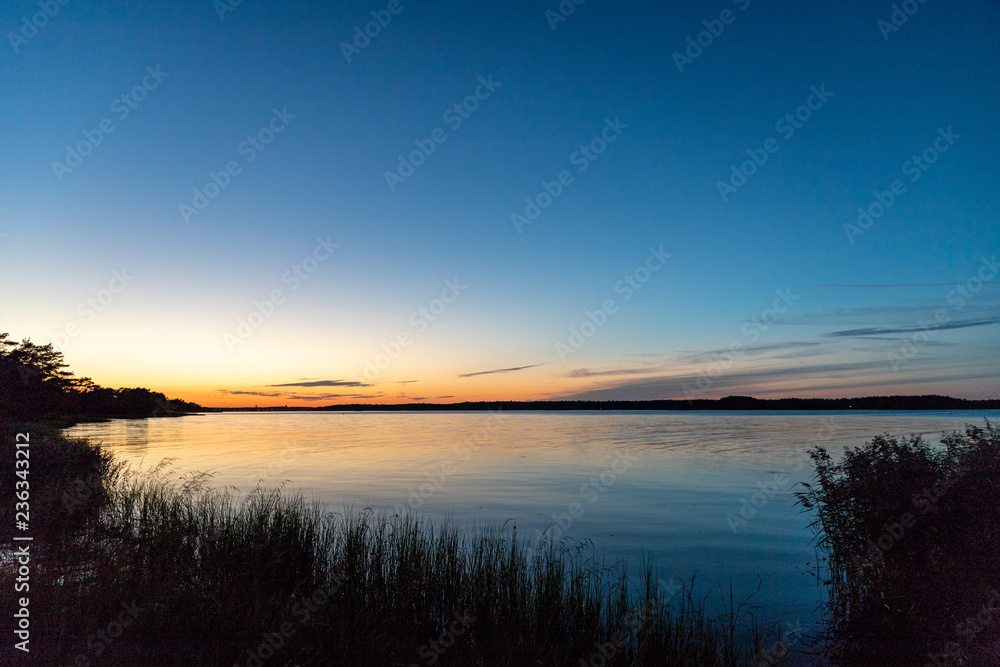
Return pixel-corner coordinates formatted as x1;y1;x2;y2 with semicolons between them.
66;410;998;639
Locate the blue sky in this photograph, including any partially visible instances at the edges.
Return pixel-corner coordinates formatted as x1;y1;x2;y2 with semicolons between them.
1;0;998;405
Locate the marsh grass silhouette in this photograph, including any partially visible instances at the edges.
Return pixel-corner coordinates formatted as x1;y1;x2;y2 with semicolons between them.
795;422;1000;666
0;425;781;666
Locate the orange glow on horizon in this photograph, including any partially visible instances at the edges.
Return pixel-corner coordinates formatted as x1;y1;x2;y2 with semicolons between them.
106;373;966;410
57;339;994;409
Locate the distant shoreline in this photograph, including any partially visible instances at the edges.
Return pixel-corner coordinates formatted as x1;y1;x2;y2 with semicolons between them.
201;395;1000;412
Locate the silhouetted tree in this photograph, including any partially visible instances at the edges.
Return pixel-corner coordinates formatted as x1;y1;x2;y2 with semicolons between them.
0;333;77;420
0;332;201;421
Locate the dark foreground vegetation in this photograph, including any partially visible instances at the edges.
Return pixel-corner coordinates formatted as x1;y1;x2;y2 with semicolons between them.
0;332;201;422
796;422;1000;666
1;424;787;666
3;334;998;664
5;422;996;665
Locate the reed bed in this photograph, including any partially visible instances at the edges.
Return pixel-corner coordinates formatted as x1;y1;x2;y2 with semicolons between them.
795;422;1000;666
0;426;785;665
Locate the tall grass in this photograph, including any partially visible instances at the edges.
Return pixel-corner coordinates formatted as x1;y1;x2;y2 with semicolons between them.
0;426;784;666
795;422;1000;666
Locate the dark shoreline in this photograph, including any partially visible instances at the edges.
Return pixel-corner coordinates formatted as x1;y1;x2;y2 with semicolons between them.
1;425;784;665
203;394;1000;412
8;421;998;665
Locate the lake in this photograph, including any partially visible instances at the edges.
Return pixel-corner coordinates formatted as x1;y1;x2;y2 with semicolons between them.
65;409;998;648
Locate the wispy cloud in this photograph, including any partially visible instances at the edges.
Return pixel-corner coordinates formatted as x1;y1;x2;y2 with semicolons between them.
218;388;378;401
286;393;373;401
681;341;822;364
562;360;897;401
569;366;665;378
457;364;544;378
850;336;954;346
268;379;372;388
569;343;825;379
561;355;999;401
824;317;1000;338
780;295;1000;328
814;283;961;288
769;346;834;359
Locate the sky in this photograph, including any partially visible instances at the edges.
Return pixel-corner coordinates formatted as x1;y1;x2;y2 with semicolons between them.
1;0;998;407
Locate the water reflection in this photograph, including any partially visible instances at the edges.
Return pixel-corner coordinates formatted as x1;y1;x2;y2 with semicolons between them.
64;409;998;634
70;417;151;456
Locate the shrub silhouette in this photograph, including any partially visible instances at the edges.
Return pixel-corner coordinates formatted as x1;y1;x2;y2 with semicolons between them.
796;423;1000;665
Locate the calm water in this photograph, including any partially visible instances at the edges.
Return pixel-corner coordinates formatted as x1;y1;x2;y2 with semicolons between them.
65;410;998;641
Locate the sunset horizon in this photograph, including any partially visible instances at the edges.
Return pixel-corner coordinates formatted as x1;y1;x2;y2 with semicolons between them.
4;2;996;412
3;1;999;663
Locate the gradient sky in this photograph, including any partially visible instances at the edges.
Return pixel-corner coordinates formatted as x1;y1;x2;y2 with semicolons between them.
2;0;998;407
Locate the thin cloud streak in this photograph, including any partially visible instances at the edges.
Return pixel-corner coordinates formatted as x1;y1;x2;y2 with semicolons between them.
814;283;963;288
286;393;374;401
682;341;822;364
563;360;903;401
569;366;666;379
457;364;545;378
268;380;371;388
824;317;1000;338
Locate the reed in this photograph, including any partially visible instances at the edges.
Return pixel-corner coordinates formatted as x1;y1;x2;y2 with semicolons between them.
795;422;1000;666
0;425;782;665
